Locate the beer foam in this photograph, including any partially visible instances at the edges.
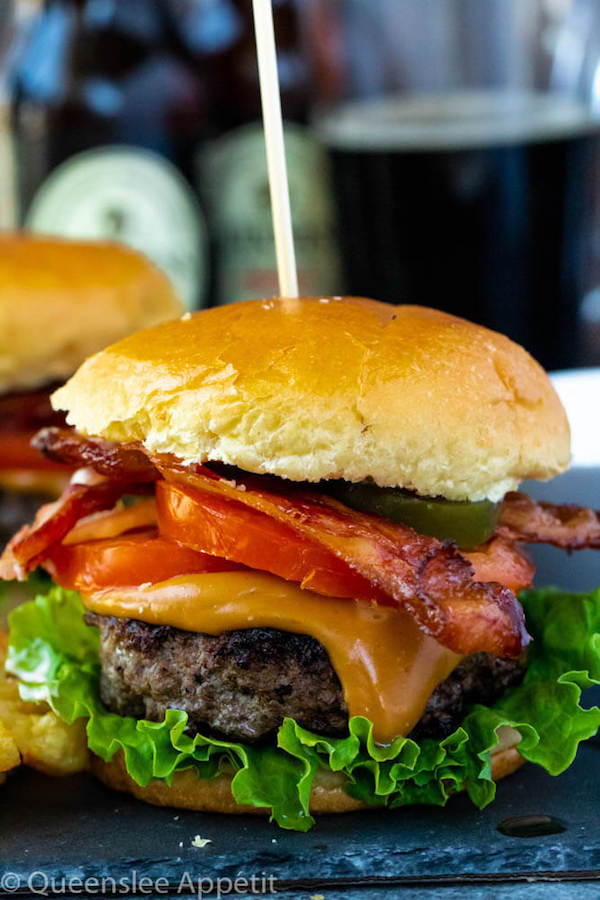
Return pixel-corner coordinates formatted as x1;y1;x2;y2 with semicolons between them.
316;90;597;151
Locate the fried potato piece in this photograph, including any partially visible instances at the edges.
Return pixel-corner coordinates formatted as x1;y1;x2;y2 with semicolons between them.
0;633;21;776
0;630;89;777
0;718;20;773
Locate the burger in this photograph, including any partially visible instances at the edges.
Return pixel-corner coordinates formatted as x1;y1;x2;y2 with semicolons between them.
2;298;599;831
0;234;182;543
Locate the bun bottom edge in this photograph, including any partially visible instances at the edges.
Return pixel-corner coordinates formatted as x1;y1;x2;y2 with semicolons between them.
90;745;525;816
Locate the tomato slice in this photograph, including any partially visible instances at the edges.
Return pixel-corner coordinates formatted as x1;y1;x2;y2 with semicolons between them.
45;528;238;593
156;480;391;602
156;481;534;603
0;431;72;472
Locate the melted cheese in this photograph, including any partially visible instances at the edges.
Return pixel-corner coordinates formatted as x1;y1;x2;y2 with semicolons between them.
83;571;460;743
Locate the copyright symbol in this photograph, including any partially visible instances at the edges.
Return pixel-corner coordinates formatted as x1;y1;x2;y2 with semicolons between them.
0;872;20;892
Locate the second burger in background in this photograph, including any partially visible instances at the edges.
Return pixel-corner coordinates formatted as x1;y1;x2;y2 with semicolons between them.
0;234;183;543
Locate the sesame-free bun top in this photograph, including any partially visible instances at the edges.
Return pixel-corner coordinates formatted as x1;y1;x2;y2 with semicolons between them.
53;298;570;501
0;233;183;393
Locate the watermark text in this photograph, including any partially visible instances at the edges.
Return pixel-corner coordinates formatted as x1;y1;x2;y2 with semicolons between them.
0;869;277;897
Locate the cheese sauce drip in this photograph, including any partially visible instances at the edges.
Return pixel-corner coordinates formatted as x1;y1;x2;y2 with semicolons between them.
83;571;460;743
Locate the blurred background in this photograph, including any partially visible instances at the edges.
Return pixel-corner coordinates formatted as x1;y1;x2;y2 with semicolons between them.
1;0;600;370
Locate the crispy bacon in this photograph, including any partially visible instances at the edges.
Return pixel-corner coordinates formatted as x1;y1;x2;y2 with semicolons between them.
17;430;600;659
33;429;600;551
32;428;159;483
0;481;151;580
464;536;535;595
155;464;529;658
499;492;600;550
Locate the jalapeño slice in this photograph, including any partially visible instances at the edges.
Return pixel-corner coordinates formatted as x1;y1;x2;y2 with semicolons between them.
330;482;501;549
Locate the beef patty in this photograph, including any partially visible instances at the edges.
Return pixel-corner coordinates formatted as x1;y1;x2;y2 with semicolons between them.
85;613;527;742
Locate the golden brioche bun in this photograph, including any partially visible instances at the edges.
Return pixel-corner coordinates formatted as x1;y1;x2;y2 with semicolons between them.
91;738;524;816
53;297;569;501
0;233;183;393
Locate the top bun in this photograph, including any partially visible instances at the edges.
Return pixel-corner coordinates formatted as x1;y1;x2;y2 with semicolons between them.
0;234;183;393
53;298;570;501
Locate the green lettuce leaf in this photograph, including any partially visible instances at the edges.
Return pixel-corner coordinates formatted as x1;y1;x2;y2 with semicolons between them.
6;584;600;830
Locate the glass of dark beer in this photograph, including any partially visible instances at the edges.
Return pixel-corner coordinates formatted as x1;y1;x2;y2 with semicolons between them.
306;0;600;369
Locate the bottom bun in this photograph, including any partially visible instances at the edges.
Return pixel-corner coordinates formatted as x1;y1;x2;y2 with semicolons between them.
90;741;525;816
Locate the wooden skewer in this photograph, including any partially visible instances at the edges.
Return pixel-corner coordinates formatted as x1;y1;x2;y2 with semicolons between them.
252;0;299;301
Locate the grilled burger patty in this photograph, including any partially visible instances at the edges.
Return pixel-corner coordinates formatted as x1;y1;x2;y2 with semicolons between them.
85;613;527;742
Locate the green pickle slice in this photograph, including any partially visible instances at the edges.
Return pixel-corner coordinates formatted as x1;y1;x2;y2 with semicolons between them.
330;482;501;549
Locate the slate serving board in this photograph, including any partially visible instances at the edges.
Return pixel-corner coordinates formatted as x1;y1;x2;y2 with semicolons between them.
1;737;600;897
0;469;598;898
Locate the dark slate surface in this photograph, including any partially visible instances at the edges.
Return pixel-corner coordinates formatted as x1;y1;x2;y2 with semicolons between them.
1;468;599;896
1;729;600;892
6;889;600;900
274;888;600;899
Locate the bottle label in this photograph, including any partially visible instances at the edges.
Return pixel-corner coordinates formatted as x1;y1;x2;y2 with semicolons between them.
202;122;340;304
26;145;207;310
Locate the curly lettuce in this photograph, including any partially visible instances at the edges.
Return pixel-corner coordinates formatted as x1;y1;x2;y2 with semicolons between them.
6;585;600;831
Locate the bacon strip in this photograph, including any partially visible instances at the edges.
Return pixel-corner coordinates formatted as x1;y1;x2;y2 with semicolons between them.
32;428;159;483
34;429;600;552
465;536;534;596
26;430;600;657
0;481;150;580
499;492;600;550
20;430;534;656
155;465;529;658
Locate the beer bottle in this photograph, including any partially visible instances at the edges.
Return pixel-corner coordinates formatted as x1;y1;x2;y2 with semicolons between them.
12;0;208;308
306;0;600;370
